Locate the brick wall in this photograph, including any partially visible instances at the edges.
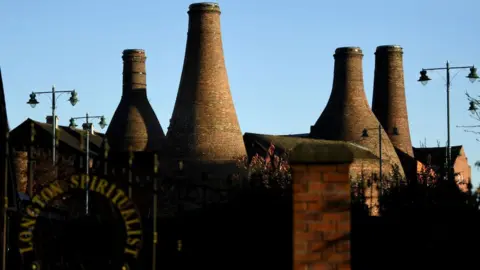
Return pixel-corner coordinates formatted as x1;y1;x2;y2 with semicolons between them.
454;148;471;192
292;163;351;270
13;150;28;193
349;158;403;216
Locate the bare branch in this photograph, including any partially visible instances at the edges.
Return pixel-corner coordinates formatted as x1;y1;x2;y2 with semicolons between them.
457;124;480;128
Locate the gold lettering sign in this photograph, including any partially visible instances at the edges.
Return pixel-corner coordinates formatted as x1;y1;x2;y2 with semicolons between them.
18;174;143;259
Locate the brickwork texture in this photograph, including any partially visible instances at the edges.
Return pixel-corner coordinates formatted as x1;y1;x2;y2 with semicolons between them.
310;47;404;177
13;151;28;193
166;3;247;165
454;148;472;192
106;49;166;152
372;45;414;158
292;163;351;270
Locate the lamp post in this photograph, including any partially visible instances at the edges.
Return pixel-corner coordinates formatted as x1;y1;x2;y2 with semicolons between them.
27;85;79;166
177;160;184;256
152;154;159;270
361;125;399;190
69;113;107;215
417;63;479;182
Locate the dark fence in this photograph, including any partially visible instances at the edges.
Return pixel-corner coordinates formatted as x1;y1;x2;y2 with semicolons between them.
352;193;480;270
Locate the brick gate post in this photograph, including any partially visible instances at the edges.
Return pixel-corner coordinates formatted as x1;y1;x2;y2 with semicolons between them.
290;144;352;270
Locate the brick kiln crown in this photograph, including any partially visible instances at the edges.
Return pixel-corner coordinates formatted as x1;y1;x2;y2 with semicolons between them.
188;2;221;13
105;49;166;153
310;46;404;176
121;49;147;95
375;45;403;53
166;3;246;171
335;46;363;55
372;45;414;157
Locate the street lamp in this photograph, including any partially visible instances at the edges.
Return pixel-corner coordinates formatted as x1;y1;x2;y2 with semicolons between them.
69;113;107;215
469;101;477;112
417;62;478;182
361;125;399;189
27;85;79;166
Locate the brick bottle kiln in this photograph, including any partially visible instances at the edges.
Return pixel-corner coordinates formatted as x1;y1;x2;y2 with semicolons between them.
310;47;404;177
372;45;413;157
105;49;166;153
371;45;416;179
166;3;247;179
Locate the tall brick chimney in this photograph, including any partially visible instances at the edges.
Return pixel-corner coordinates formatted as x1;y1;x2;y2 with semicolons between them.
166;3;247;177
372;45;413;157
310;47;404;176
106;49;166;152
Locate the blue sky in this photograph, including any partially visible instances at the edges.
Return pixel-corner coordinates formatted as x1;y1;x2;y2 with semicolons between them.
1;0;479;186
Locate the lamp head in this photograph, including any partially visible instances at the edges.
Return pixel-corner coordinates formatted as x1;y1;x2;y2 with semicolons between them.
98;116;107;129
467;66;479;83
418;70;431;86
27;92;39;108
69;90;79;106
469;101;477;112
68;118;77;129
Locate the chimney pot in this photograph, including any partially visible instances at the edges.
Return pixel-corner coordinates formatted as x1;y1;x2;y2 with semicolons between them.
46;115;59;129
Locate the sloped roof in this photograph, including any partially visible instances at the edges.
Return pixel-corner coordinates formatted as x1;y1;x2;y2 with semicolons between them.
244;132;378;163
11;118;104;155
413;146;463;167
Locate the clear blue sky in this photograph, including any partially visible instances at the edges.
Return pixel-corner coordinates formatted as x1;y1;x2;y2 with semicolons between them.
1;0;479;186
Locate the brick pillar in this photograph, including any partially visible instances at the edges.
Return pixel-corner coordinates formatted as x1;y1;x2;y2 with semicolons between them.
292;164;351;270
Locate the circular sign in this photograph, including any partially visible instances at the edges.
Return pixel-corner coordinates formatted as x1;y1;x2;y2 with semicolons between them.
18;174;143;269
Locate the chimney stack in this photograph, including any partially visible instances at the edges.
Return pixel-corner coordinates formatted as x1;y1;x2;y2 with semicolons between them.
310;47;403;175
105;49;166;152
372;45;413;157
166;3;247;173
122;49;147;95
46;115;59;129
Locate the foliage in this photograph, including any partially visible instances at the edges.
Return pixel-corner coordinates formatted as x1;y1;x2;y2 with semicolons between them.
235;143;292;191
32;148;76;194
351;160;480;269
350;176;369;217
28;149;79;211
